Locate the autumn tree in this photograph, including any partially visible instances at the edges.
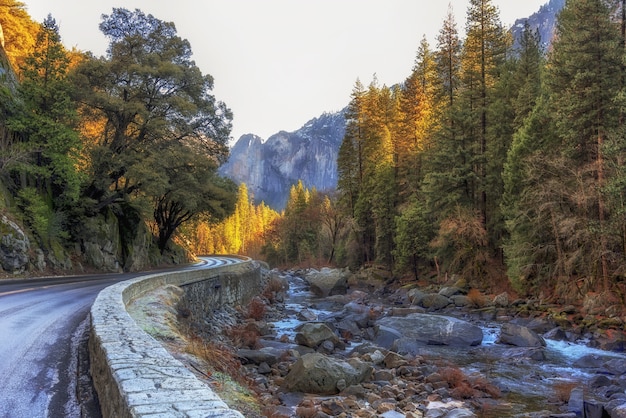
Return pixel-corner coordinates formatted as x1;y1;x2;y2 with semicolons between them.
0;0;39;74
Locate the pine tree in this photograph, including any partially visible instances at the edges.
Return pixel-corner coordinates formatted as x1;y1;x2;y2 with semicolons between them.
546;0;622;291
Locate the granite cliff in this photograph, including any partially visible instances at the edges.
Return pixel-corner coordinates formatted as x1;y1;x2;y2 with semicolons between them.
219;110;346;210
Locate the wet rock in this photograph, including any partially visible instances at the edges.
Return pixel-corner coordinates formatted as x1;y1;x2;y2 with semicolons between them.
439;287;462;298
295;323;340;349
297;308;318;321
450;295;471;308
605;400;626;417
567;386;584;417
419;294;451;311
605;359;626;375
408;288;427;305
573;354;606;369
237;346;284;365
384;351;408;369
498;323;546;347
492;292;509;307
376;313;483;349
589;375;612;388
584;401;607;418
282;353;373;395
544;327;568;341
305;268;348;297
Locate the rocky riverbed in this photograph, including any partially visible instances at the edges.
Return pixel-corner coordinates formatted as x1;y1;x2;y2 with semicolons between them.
135;266;626;417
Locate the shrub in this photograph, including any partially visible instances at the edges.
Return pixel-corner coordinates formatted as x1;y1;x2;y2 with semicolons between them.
467;288;486;307
246;296;266;320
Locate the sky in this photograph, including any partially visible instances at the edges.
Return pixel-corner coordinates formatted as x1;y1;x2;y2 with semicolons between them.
21;0;549;143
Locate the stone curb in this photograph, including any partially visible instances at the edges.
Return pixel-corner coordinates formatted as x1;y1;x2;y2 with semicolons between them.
89;259;255;418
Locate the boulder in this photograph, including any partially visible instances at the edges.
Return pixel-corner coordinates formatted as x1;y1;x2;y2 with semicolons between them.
498;323;546;347
419;294;451;311
295;322;340;348
492;292;509;307
407;288;426;305
237;347;283;365
282;353;372;394
305;268;348;297
376;313;483;348
439;286;462;298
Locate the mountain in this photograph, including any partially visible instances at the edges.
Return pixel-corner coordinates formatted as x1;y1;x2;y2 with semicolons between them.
219;110;346;210
510;0;564;52
220;1;563;211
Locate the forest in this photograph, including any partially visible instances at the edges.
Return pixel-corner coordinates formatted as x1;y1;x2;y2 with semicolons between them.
202;0;626;307
2;0;626;307
0;3;237;270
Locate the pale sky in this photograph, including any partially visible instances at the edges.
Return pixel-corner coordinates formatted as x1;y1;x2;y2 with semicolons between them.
21;0;549;143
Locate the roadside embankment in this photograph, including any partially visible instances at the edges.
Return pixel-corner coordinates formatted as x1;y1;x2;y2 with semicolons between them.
89;258;261;418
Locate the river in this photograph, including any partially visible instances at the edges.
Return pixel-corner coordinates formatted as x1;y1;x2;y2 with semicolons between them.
266;271;626;416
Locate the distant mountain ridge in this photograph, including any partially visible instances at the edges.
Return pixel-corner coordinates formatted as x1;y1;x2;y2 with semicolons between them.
220;0;563;211
511;0;564;51
219;110;346;210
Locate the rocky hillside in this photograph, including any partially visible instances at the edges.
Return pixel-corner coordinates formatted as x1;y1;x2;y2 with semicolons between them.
219;110;346;210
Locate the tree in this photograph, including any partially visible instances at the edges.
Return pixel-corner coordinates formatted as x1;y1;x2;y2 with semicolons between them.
71;8;234;256
0;0;39;74
5;15;80;246
546;0;622;291
146;142;237;253
461;0;508;228
73;8;232;212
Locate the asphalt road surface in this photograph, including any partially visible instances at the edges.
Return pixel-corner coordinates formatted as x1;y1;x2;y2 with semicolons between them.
0;257;238;418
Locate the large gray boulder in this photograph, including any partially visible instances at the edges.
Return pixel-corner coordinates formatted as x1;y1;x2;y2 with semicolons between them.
295;322;340;348
282;352;372;394
305;268;348;297
498;323;546;347
375;313;483;349
0;215;30;273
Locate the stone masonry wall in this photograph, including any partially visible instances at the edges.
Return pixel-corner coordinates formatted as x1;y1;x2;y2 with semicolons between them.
89;258;261;418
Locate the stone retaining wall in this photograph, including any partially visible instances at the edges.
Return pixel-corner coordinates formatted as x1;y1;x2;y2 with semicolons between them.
89;258;261;418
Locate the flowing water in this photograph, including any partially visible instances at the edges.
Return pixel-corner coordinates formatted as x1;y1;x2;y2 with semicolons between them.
268;273;626;415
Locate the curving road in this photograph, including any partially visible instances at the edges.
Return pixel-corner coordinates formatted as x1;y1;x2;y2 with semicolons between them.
0;256;237;418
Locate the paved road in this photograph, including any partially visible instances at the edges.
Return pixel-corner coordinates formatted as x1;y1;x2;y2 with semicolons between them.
0;257;238;418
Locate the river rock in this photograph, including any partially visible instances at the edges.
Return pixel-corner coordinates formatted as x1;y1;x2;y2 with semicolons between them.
237;346;284;365
305;268;348;297
282;352;372;394
297;308;318;321
295;322;340;348
498;322;546;347
419;294;451;311
492;292;509;307
439;286;462;298
376;313;483;349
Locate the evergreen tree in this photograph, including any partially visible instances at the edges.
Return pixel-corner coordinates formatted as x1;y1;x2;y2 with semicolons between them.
7;15;80;245
546;0;622;291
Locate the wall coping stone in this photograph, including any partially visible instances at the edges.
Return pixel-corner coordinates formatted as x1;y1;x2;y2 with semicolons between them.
89;258;256;418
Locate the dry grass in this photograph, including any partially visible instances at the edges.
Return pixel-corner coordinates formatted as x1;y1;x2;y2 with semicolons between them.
246;296;267;320
262;276;286;302
439;366;501;400
553;381;579;403
226;325;261;349
467;288;486;308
